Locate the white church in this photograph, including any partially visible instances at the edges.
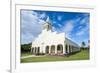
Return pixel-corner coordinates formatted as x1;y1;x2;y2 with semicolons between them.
31;20;80;56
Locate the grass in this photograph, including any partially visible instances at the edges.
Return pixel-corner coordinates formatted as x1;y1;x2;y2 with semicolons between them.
21;52;32;57
21;50;89;63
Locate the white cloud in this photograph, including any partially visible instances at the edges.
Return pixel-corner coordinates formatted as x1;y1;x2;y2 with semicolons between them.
80;17;87;25
76;29;85;36
21;10;46;44
60;16;89;39
58;23;62;27
57;16;62;21
61;20;74;37
39;12;47;19
52;21;56;24
76;25;89;36
78;26;83;29
75;17;81;22
21;33;35;44
76;16;89;36
80;15;89;25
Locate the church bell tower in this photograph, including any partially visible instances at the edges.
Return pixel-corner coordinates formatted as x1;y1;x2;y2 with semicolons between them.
43;17;52;31
43;22;52;31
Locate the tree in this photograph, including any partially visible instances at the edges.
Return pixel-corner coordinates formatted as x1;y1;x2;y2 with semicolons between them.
81;41;86;50
87;40;90;50
21;43;32;53
82;42;86;47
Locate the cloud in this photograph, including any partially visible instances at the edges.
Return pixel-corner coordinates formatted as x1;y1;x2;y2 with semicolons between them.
39;12;47;20
80;17;89;25
61;20;74;37
21;10;46;44
59;14;89;45
76;25;89;36
57;23;62;27
57;16;62;21
76;28;85;36
21;10;89;46
52;21;56;24
76;16;89;36
21;33;35;44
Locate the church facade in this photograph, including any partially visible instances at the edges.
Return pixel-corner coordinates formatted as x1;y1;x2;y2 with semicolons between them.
31;22;80;56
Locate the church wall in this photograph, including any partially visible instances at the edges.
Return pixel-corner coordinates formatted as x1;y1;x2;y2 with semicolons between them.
31;22;80;55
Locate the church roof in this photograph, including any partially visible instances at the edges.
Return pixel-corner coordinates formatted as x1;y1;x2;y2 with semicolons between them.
65;37;79;47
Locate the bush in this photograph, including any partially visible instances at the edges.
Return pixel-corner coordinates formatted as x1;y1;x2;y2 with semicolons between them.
21;43;31;53
80;47;89;50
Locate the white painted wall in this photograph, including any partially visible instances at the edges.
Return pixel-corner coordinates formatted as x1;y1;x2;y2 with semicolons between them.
32;22;80;54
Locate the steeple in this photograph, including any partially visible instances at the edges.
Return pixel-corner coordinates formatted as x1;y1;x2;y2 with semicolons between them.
46;16;50;23
43;17;52;31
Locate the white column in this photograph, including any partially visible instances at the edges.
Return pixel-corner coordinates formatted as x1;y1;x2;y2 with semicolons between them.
71;46;73;53
67;45;69;54
40;46;42;53
55;45;57;54
31;48;32;53
49;46;51;54
35;47;37;54
63;44;66;54
43;46;45;53
32;48;33;54
34;48;35;54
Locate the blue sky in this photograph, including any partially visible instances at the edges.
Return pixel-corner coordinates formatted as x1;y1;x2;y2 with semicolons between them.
21;10;90;46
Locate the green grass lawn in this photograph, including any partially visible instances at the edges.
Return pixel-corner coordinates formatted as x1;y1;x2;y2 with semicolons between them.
21;50;89;63
21;52;32;57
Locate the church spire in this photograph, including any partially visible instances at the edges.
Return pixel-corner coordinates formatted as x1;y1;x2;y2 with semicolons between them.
46;16;51;24
43;16;52;31
46;16;50;22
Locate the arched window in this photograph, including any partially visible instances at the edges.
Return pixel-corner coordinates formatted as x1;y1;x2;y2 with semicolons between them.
35;47;37;54
51;45;55;53
37;47;40;54
65;44;68;53
45;46;49;54
69;45;71;53
32;47;34;53
57;44;63;53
